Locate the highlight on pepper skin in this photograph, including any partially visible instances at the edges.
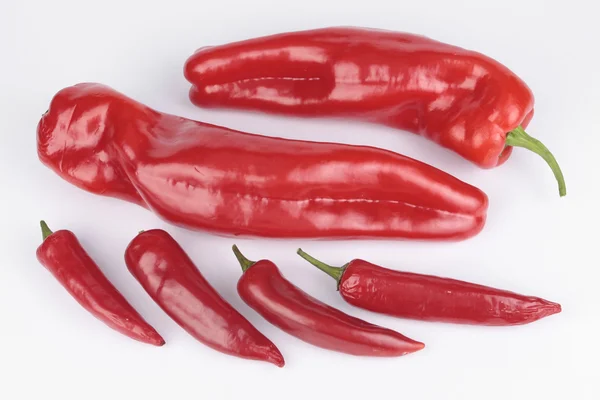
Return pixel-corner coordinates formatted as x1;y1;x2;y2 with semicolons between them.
37;82;489;241
184;26;566;196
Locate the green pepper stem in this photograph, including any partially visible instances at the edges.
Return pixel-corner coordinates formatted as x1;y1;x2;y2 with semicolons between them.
505;126;566;197
40;220;53;241
296;248;343;284
232;245;255;272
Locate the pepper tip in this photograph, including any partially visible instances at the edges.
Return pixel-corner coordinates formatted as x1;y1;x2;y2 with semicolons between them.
547;301;562;316
407;340;425;354
267;348;285;368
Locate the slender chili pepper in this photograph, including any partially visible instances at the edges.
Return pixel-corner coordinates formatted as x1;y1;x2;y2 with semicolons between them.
35;221;164;345
296;249;561;326
37;83;488;241
125;229;284;366
184;27;566;196
232;245;424;357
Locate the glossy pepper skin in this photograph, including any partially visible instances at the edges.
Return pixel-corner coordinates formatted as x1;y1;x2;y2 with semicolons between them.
35;221;164;346
297;249;562;326
185;27;566;196
37;83;488;241
125;229;284;366
232;245;424;357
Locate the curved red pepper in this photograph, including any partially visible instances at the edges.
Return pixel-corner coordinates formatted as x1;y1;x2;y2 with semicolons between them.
297;249;561;326
232;245;424;357
37;83;488;240
124;229;284;366
184;27;566;196
35;221;164;346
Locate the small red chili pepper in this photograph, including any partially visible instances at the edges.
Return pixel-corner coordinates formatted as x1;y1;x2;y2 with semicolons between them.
125;230;284;367
35;221;164;346
296;249;561;326
232;245;424;357
37;83;488;241
184;27;566;196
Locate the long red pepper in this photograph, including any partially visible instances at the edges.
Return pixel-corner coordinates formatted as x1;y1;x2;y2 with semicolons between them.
124;230;284;366
296;249;561;326
232;245;424;357
184;27;566;196
37;83;488;241
35;221;164;345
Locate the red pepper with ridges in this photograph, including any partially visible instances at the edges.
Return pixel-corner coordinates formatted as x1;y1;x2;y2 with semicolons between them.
296;249;561;326
125;229;284;366
37;83;488;241
232;245;424;357
184;26;566;196
35;221;165;346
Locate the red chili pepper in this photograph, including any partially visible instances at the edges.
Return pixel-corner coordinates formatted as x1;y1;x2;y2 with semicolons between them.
35;221;165;346
124;229;284;366
296;249;561;326
232;245;424;357
37;83;488;241
184;27;566;196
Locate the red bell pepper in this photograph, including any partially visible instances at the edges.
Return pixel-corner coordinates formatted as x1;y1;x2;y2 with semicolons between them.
184;27;566;196
37;83;488;240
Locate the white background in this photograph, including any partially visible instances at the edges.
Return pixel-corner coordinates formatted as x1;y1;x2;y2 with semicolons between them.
2;1;598;399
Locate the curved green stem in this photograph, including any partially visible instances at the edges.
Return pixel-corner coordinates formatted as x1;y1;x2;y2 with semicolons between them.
505;126;566;197
232;245;255;272
296;248;344;284
40;220;53;241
